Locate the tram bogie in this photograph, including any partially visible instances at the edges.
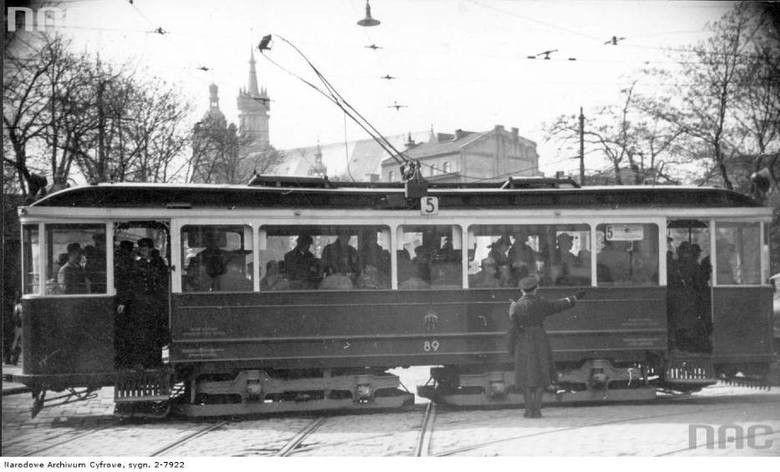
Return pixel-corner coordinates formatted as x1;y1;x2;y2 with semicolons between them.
13;178;775;417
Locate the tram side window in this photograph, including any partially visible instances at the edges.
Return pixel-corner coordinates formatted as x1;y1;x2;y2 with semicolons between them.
22;225;40;294
181;225;253;292
398;225;462;290
667;221;711;288
259;225;391;290
468;224;590;288
596;223;659;286
44;224;107;295
715;223;761;285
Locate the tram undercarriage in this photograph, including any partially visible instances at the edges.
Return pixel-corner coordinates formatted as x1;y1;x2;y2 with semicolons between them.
122;367;416;418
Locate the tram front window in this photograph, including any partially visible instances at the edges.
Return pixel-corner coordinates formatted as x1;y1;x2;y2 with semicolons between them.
22;225;40;294
259;225;391;290
596;223;659;286
43;224;107;295
181;225;253;292
468;224;590;288
398;225;462;290
715;222;761;285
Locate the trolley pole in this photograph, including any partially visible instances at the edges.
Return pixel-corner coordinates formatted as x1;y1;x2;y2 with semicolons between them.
579;106;585;186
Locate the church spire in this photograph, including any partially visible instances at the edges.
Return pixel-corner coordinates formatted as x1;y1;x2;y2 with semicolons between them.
209;83;219;110
248;47;260;96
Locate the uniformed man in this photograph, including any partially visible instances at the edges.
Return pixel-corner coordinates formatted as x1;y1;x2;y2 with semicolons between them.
115;238;168;368
509;275;585;418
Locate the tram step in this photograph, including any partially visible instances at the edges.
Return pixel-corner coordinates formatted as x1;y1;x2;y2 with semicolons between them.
114;369;172;403
664;353;716;384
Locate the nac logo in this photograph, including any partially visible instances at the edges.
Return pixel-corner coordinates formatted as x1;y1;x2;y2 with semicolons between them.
688;424;774;450
7;6;65;32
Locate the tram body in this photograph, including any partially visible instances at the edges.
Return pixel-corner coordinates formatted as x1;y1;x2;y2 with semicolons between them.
15;177;775;416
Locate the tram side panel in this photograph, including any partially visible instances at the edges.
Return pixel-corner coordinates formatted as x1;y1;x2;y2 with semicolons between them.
168;287;667;372
21;297;115;389
712;286;774;366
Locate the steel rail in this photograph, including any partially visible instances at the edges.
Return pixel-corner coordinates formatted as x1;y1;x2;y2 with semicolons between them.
415;401;436;456
276;417;327;457
149;420;229;456
21;420;122;456
433;404;742;456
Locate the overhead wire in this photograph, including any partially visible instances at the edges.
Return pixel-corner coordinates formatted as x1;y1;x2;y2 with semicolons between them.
259;34;409;167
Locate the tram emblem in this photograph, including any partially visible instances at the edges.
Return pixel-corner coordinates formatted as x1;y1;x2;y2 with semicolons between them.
424;311;439;331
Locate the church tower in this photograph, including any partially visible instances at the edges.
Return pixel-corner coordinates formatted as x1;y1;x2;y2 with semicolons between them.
237;48;270;149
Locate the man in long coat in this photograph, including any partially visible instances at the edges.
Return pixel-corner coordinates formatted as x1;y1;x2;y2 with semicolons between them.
509;276;585;418
115;238;168;368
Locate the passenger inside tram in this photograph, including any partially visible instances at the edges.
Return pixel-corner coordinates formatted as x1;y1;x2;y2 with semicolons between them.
58;243;87;294
469;257;500;288
284;234;321;289
666;223;713;353
549;233;589;286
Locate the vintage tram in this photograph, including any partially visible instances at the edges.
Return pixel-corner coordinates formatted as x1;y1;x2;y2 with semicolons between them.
14;176;774;417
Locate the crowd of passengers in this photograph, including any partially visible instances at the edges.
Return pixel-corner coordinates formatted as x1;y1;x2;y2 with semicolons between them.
666;239;713;353
180;228;671;292
264;231;394;290
470;232;591;288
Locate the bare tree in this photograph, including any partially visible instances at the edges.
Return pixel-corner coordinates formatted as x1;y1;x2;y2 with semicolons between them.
2;33;68;195
640;2;779;191
546;82;683;185
189;118;285;184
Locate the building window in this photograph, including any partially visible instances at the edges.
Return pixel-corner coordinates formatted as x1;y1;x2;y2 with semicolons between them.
443;162;450;173
388;170;395;181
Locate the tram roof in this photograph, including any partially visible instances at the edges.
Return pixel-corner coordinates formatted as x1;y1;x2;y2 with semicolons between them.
26;178;761;210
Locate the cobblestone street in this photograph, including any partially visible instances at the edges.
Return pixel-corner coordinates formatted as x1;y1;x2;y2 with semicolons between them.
3;363;779;457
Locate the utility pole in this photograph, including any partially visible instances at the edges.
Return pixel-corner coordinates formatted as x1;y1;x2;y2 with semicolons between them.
578;106;585;186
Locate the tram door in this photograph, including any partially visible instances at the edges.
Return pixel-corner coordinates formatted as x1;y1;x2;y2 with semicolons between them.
113;221;171;368
666;220;713;353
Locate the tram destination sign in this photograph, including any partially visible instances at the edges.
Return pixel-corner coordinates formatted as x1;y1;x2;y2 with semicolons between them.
605;224;644;241
421;196;439;216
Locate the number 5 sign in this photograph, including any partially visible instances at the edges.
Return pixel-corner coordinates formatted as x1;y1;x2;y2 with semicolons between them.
420;196;439;215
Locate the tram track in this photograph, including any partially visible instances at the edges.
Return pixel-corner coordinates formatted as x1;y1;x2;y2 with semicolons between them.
431;403;756;456
415;402;436;456
150;420;229;456
275;417;327;456
20;420;122;457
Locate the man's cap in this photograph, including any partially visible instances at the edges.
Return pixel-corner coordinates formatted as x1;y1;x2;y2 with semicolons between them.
519;275;539;291
489;236;510;248
137;238;154;248
66;242;82;254
557;233;573;242
297;234;313;245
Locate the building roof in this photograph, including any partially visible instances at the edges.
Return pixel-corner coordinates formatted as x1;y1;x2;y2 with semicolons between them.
275;131;431;179
380;126;537;167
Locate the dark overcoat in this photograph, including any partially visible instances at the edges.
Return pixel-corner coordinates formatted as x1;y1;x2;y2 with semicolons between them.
509;293;576;388
115;256;168;368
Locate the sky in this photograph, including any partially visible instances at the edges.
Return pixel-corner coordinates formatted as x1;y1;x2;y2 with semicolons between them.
25;0;733;176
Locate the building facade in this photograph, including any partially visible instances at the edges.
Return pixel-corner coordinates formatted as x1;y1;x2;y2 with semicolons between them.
381;125;541;183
